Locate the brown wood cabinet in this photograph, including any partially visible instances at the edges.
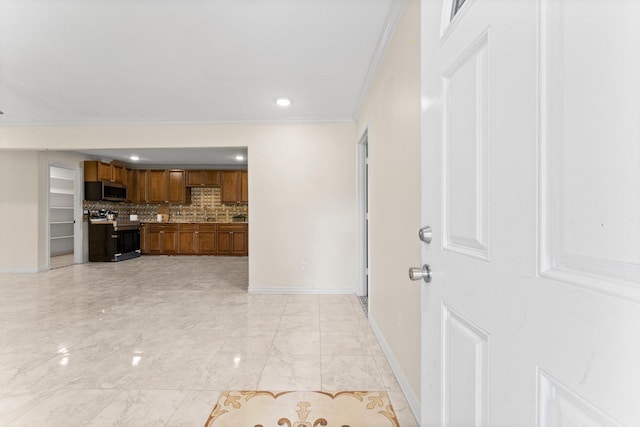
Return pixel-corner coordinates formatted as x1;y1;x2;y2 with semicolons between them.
142;222;246;256
111;164;125;184
197;224;217;253
131;169;149;203
146;224;178;255
167;170;186;203
177;224;198;254
177;223;217;254
84;160;124;183
140;224;148;254
221;170;248;204
147;170;167;203
146;169;188;204
186;170;220;187
216;223;248;255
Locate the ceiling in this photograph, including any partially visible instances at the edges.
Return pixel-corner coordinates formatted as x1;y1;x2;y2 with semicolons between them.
0;0;401;125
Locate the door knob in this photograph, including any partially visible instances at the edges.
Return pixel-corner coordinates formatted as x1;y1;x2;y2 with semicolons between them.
409;264;432;283
419;226;432;244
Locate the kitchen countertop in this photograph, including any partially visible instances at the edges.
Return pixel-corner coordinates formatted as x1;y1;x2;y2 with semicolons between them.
89;219;248;225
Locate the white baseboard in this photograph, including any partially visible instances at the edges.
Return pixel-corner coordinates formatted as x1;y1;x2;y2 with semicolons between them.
369;315;421;422
248;286;355;295
0;268;40;274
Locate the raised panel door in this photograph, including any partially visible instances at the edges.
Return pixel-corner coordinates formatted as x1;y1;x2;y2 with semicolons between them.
97;162;112;181
147;170;167;203
186;170;203;187
140;224;148;254
178;228;197;254
221;171;239;204
132;170;149;203
420;0;640;425
216;231;232;255
167;170;185;203
147;227;162;254
203;170;220;186
198;224;216;254
240;171;248;204
123;168;133;201
231;229;247;255
111;164;125;184
162;228;177;254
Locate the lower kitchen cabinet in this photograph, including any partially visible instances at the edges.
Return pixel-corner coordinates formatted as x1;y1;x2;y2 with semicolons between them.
177;223;218;255
142;223;247;256
197;224;217;254
146;224;178;255
217;223;248;256
177;224;198;254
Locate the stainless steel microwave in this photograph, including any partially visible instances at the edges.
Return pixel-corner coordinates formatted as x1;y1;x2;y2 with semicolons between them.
85;181;127;202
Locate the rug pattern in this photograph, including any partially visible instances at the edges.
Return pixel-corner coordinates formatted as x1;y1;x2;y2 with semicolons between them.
205;390;400;427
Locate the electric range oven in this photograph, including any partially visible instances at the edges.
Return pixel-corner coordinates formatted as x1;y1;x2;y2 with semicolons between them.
89;220;141;262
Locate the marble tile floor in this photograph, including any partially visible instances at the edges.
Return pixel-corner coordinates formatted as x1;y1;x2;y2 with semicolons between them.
0;256;418;426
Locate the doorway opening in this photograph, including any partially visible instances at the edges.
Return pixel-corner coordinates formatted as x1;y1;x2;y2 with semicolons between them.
357;131;370;314
48;165;77;269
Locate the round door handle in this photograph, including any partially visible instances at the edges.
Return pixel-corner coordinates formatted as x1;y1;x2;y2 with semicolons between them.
419;226;432;244
409;264;432;283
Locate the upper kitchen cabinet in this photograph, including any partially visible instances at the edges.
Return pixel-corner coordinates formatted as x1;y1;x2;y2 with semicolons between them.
111;163;126;184
186;170;220;187
84;160;127;185
167;170;187;203
131;169;149;203
147;169;189;204
221;170;248;204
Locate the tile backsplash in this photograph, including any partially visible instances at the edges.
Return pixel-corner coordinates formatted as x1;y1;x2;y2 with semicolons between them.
84;187;248;223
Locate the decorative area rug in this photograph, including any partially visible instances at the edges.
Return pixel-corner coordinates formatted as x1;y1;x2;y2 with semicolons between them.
205;390;400;427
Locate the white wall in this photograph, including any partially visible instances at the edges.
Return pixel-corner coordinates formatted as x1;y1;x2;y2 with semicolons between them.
0;123;357;290
355;0;422;411
0;151;40;272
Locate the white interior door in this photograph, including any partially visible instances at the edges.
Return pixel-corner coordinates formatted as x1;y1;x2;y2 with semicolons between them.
419;0;640;426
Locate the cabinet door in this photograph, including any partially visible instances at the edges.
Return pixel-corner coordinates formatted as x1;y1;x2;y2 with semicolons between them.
97;162;112;181
178;225;197;254
147;227;162;254
132;170;148;203
216;231;232;255
124;168;133;201
140;224;148;254
231;229;248;255
203;170;220;186
111;164;125;184
147;170;167;203
131;170;140;203
221;171;239;204
167;170;185;203
187;170;220;187
186;170;202;187
162;228;178;254
84;160;113;182
198;225;216;254
240;171;248;203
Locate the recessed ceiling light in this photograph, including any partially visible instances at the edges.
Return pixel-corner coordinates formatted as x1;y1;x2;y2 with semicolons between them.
235;155;245;161
276;98;291;107
129;155;140;161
